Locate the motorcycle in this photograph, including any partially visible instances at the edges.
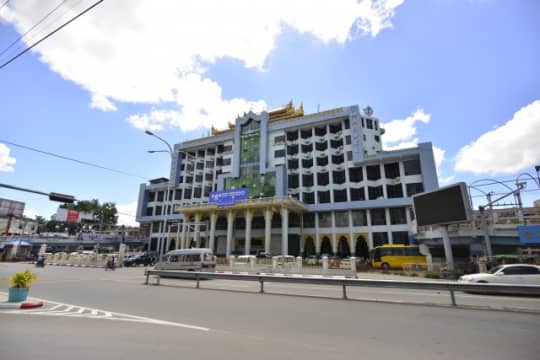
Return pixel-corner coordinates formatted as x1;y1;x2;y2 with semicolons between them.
35;256;45;268
105;258;116;271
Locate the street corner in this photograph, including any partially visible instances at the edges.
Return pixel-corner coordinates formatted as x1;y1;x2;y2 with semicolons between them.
0;292;44;310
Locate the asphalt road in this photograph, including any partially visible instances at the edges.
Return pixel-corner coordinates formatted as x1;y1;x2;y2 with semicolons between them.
1;263;539;360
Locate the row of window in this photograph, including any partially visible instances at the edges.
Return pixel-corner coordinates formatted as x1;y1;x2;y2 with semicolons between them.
288;183;424;203
148;208;409;232
285;159;420;178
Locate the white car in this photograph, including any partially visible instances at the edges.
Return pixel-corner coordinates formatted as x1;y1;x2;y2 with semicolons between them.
458;264;540;285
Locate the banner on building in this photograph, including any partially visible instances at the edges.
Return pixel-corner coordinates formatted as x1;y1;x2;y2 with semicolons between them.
0;198;25;217
209;188;248;206
518;225;540;244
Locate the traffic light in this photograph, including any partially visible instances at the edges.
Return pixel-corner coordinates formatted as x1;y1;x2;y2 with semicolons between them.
49;192;76;203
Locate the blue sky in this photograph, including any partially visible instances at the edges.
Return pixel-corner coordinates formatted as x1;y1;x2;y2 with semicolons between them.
0;0;539;226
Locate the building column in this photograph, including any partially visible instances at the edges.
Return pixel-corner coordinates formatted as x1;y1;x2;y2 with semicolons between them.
194;213;201;247
348;211;355;256
244;209;253;255
226;211;234;257
366;209;374;249
399;161;407;197
386;208;393;244
180;219;188;249
331;211;337;255
264;208;272;254
380;163;388;199
281;207;289;255
209;212;217;252
315;213;320;255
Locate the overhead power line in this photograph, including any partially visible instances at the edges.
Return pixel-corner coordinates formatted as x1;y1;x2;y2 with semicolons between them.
0;0;105;70
0;0;68;59
0;139;148;180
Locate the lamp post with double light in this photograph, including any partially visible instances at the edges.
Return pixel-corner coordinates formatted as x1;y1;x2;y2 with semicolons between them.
145;130;174;263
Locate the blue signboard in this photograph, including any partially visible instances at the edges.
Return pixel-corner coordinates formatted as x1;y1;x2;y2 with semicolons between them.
209;188;248;207
518;225;540;244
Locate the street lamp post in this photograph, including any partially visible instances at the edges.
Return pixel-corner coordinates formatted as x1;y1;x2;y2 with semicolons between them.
145;130;174;263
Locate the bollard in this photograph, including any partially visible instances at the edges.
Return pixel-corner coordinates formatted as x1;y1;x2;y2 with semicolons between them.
249;256;256;270
350;256;357;275
229;256;235;269
322;256;328;272
272;257;278;271
259;278;264;293
196;273;200;289
296;256;302;273
342;283;347;299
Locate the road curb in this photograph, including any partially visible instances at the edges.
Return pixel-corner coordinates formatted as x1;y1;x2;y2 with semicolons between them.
0;301;44;309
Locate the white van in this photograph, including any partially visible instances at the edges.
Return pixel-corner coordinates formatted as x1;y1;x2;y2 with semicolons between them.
155;248;216;271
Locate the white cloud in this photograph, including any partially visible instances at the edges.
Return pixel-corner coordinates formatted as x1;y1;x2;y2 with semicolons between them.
0;143;16;172
454;100;540;174
23;208;37;220
439;175;455;185
382;109;431;146
432;145;445;172
90;93;117;112
116;201;139;227
1;0;404;131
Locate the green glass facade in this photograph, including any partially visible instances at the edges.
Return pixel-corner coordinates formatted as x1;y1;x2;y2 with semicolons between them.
225;119;276;197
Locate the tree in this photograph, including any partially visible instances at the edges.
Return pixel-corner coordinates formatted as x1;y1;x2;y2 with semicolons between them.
60;199;118;230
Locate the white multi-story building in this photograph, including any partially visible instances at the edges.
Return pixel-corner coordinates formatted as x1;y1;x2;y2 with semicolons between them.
136;102;439;258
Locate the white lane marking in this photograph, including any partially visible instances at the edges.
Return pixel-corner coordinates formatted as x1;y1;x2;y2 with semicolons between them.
0;292;209;331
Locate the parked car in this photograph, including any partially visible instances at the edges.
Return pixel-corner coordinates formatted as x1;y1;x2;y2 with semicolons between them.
458;264;540;285
123;253;154;267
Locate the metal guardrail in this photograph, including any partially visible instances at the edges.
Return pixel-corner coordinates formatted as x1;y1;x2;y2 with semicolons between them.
144;270;540;307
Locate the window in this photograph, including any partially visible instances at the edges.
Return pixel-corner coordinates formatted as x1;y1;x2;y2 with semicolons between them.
204;186;212;197
392;232;409;244
274;135;285;145
374;121;378;131
148;192;156;202
157;191;164;202
217;145;224;153
183;189;192;199
330;139;343;148
300;129;312;139
333;189;347;202
303;213;315;228
332;154;344;164
347;151;352;161
317;172;329;186
303;192;315;204
303;173;314;187
368;186;383;200
301;143;313;153
387;184;403;198
288;159;299;170
366;119;373;129
374;135;380;143
344;119;350;129
196;162;204;170
318;191;331;203
406;183;424;197
155;206;162;216
302;158;313;168
345;135;351;145
274;149;285;158
316;141;327;151
350;187;365;201
287;144;299;155
193;188;202;198
223;158;232;166
384;163;400;179
390;208;407;224
145;207;153;216
223;145;233;153
317;156;328;166
152;222;161;233
367;165;381;180
318;212;332;227
503;266;540;275
351;210;367;226
330;123;342;133
332;170;346;184
335;211;349;227
286;131;298;141
404;158;421;175
370;209;386;225
315;126;326;136
195;175;203;182
288;174;299;188
349;167;363;182
205;173;213;181
372;232;388;247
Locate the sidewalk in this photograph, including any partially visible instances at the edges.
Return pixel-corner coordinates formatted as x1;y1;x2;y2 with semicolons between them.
0;291;44;309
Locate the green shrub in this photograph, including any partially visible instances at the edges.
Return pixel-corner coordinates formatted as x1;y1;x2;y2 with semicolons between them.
409;272;419;277
10;270;38;289
424;271;441;279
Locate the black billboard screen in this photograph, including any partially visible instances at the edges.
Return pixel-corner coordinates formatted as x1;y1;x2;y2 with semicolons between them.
412;183;471;226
